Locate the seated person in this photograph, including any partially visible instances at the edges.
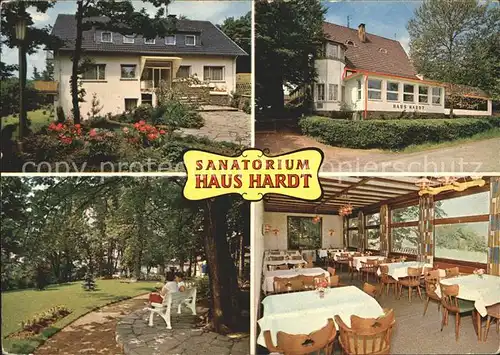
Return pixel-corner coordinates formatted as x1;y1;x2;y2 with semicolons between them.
175;272;186;292
161;272;179;296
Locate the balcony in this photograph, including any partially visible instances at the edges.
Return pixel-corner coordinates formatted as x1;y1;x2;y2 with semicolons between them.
33;81;58;94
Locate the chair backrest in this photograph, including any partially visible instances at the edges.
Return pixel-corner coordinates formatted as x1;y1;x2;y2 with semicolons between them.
305;260;314;269
270;250;282;255
363;282;377;297
406;267;422;283
170;287;197;307
290;255;303;261
327;267;336;276
353;252;362;257
264;318;337;355
330;275;340;287
361;261;377;273
275;264;289;271
269;256;285;261
440;283;461;313
445;267;460;278
335;309;395;355
424;273;440;299
300;275;316;290
274;276;304;293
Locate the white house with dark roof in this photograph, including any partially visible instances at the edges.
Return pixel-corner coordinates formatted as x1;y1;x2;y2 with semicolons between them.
50;14;247;117
314;22;492;118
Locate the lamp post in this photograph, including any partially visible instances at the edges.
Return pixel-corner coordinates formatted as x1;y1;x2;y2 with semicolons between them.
15;16;27;146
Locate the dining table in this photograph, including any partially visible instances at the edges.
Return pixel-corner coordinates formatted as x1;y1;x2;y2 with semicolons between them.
352;256;386;270
262;267;330;294
257;285;385;348
376;261;440;280
332;251;356;261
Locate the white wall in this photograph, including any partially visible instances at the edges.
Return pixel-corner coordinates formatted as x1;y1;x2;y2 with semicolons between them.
315;58;345;111
251;201;265;355
54;52;236;118
262;211;343;250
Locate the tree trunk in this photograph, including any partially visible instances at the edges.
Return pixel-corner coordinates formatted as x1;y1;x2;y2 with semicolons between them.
71;1;84;124
203;197;241;334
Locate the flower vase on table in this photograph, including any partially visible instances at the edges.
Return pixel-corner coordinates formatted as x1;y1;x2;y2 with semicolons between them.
473;268;485;279
315;280;329;299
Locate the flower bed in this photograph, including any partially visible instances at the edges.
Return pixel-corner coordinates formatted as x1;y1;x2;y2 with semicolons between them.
8;306;71;339
299;116;500;150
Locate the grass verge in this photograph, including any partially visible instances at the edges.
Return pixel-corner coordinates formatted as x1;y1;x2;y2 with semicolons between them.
2;279;158;353
1;109;53;134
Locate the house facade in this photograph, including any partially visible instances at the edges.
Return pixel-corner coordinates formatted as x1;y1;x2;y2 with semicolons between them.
51;14;247;118
314;22;492;118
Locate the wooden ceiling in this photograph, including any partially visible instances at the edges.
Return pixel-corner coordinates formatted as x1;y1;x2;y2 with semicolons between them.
263;176;488;215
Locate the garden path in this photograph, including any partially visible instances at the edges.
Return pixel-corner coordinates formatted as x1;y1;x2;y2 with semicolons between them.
180;111;251;146
256;131;500;173
35;294;149;355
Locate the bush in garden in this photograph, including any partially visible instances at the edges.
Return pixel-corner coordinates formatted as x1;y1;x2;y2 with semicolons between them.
298;116;500;150
153;100;204;130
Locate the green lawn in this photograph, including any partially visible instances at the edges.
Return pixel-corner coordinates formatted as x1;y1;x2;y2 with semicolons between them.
2;279;158;353
400;127;500;153
1;109;53;134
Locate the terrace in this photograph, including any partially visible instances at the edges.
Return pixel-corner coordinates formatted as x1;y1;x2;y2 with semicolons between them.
252;176;500;354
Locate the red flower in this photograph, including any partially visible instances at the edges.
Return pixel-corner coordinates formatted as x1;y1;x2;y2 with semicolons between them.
138;120;146;125
134;122;140;129
74;124;81;129
159;129;166;135
89;129;97;137
147;133;158;141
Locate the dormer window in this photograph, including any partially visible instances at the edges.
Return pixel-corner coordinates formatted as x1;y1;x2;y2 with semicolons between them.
345;40;357;47
144;38;155;45
101;32;112;43
379;48;388;54
123;35;135;44
185;35;196;46
165;35;176;45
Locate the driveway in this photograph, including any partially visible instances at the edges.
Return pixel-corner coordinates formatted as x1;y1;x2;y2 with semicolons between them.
180;111;251;146
256;131;500;173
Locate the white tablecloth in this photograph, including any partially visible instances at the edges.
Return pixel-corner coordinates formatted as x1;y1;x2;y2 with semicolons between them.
352;256;386;271
318;249;328;258
435;274;500;317
263;258;307;269
262;267;329;293
332;251;356;261
257;286;384;347
376;261;434;280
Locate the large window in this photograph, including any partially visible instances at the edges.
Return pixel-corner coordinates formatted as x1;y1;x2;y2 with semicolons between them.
357;80;362;100
386;82;399;101
391;204;419;254
204;66;224;81
124;98;138;111
418;86;429;103
288;216;322;249
432;87;442;105
328;84;338;101
403;84;414;102
82;64;106;80
177;66;191;78
366;213;380;250
101;32;112;43
347;217;359;248
367;79;382;100
434;191;489;263
316;84;325;101
120;65;136;79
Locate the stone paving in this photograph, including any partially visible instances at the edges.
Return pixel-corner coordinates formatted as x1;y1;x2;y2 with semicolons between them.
116;309;250;355
180;111;251;146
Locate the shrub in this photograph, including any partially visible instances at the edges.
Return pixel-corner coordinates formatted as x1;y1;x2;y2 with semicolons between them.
153;100;204;129
299;116;500;150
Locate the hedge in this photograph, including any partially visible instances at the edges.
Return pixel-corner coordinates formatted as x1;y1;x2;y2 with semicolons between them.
298;116;500;150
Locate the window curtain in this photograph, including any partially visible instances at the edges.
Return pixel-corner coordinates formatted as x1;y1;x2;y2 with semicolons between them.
358;211;365;252
488;177;500;276
343;217;348;248
418;194;434;264
379;205;389;257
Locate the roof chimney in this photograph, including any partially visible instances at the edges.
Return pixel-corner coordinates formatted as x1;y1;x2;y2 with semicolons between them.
358;23;366;43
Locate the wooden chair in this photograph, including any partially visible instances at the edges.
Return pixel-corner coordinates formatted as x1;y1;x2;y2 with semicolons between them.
335;309;395;355
273;264;289;271
304;260;314;268
300;275;316;290
439;283;475;341
263;318;337;355
363;282;377;297
379;264;397;297
274;276;304;293
327;267;336;276
360;260;378;282
445;267;460;278
483;303;500;341
423;270;441;316
329;275;341;287
348;256;358;280
397;267;422;302
337;253;350;272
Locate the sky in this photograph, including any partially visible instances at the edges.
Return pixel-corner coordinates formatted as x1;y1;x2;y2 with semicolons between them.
323;1;421;54
1;0;251;77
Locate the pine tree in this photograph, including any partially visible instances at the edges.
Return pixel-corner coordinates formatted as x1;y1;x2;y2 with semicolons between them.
32;66;41;80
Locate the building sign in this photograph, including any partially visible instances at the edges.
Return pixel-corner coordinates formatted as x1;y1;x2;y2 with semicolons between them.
392;104;426;110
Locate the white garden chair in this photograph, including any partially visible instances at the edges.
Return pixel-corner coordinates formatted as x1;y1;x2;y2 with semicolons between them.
147;287;197;329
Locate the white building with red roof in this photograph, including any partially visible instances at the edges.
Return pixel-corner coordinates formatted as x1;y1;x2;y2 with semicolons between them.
314;22;492;118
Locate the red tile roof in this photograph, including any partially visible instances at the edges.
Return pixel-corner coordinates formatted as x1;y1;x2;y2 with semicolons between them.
323;22;418;79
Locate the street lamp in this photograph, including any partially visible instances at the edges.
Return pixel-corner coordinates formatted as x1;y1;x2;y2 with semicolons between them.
15;16;27;145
